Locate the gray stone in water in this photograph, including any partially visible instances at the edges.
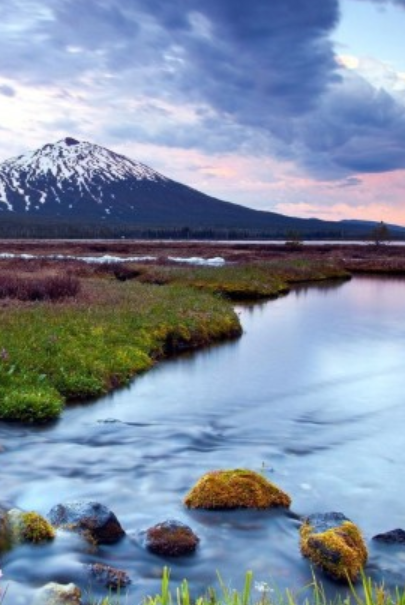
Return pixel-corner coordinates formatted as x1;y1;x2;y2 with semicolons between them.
48;501;125;544
373;528;405;544
87;562;131;589
304;511;351;533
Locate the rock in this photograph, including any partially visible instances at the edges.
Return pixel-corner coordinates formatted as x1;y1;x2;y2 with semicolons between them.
300;512;368;582
143;520;199;556
87;562;131;589
0;506;11;552
184;469;291;509
373;528;405;544
33;582;82;605
8;509;55;544
48;501;125;544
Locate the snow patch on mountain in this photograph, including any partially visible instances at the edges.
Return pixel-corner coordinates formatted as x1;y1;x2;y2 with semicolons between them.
0;137;168;213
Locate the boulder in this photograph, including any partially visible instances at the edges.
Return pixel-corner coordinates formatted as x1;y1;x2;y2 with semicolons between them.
8;509;55;544
184;469;291;509
143;520;199;556
48;501;125;544
300;512;368;582
33;582;82;605
87;562;131;589
373;528;405;544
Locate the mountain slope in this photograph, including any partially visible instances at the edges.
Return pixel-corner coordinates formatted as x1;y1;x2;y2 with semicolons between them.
0;137;309;229
0;138;403;238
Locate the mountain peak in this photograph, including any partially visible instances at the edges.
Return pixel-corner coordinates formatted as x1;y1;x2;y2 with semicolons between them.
0;138;169;217
63;137;80;146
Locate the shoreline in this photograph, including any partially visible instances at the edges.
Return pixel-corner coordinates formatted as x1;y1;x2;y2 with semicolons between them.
0;243;403;424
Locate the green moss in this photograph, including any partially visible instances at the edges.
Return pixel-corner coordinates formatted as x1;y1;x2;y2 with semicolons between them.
300;520;368;582
8;510;55;544
184;469;291;510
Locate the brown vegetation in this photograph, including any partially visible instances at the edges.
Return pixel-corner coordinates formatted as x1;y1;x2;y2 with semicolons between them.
0;272;80;301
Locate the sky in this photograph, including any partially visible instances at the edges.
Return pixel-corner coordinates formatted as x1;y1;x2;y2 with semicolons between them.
0;0;405;225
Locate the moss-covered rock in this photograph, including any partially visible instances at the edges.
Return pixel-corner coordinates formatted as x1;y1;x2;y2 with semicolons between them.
184;469;291;510
143;519;199;556
300;512;368;582
0;506;12;552
8;509;55;544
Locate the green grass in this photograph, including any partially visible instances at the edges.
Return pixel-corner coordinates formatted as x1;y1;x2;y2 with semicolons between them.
92;568;405;605
0;258;349;424
0;280;241;423
137;260;349;300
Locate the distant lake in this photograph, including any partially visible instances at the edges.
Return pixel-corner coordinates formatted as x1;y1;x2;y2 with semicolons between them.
1;275;405;603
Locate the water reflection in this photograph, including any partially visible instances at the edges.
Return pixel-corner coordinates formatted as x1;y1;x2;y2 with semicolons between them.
1;276;405;602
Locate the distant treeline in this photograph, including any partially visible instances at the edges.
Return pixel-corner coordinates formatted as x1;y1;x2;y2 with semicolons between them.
0;215;401;241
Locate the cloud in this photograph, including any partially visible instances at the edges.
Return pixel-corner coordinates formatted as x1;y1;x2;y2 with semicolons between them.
0;0;405;185
0;0;340;118
0;84;15;97
295;69;405;177
361;0;405;7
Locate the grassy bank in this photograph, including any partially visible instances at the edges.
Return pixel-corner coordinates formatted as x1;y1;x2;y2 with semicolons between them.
0;278;240;423
133;259;350;299
0;256;348;423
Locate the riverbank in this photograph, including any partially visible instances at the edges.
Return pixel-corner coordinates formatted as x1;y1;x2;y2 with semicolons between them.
0;279;241;423
0;248;348;423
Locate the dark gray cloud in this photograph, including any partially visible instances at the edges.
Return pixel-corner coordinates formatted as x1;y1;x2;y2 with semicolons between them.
0;0;405;181
295;71;405;178
0;0;340;115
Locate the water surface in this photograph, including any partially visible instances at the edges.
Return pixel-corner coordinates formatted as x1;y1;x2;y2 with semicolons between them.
1;276;405;602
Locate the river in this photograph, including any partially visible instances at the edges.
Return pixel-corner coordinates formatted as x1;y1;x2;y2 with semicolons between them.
1;275;405;603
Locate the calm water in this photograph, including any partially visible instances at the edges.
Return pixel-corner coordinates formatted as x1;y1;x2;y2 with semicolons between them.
1;276;405;603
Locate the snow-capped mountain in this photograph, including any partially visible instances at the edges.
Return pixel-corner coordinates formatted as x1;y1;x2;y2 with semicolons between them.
1;138;403;238
0;137;172;220
0;137;301;229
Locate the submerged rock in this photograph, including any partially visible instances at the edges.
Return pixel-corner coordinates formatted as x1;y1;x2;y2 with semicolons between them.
33;582;82;605
87;562;131;589
143;519;199;556
373;528;405;544
184;469;291;510
300;512;368;582
48;501;125;544
8;509;55;544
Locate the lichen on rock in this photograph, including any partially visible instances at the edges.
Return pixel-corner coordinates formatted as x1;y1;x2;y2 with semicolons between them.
0;506;12;552
143;519;199;556
300;512;368;582
8;509;55;544
184;469;291;510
